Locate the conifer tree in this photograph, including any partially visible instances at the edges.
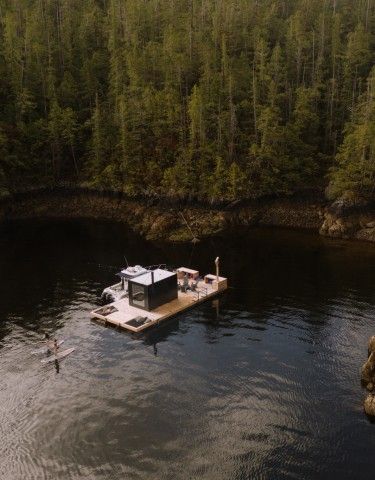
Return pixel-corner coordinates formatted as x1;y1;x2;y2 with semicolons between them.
0;0;373;200
329;68;375;199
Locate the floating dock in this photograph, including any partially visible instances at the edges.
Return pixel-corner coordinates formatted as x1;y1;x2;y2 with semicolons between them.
90;264;227;333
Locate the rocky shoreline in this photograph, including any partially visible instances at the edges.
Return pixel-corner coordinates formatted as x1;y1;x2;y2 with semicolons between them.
0;190;374;243
320;198;375;243
361;337;375;418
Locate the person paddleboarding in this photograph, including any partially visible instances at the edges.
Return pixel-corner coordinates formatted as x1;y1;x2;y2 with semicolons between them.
44;333;59;354
53;338;59;356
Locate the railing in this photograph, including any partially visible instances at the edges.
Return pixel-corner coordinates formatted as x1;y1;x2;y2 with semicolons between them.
194;286;208;301
145;263;167;271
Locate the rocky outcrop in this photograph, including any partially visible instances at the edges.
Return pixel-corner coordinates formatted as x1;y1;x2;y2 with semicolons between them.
364;394;375;417
368;336;375;356
362;338;375;419
320;197;375;243
356;225;375;242
361;352;375;387
320;212;375;241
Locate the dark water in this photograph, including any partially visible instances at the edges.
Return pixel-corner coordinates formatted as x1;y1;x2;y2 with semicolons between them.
1;219;375;480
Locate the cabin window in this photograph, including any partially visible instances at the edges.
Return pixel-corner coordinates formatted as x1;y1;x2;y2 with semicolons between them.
131;284;146;308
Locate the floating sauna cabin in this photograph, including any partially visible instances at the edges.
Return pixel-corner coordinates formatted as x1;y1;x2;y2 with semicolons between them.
128;268;178;311
91;258;228;333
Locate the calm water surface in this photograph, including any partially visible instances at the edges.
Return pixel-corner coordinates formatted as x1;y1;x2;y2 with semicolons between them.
0;219;375;480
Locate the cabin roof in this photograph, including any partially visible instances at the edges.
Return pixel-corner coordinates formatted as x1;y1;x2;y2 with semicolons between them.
131;268;176;286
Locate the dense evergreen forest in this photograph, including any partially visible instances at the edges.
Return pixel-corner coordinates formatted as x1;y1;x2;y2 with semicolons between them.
0;0;374;202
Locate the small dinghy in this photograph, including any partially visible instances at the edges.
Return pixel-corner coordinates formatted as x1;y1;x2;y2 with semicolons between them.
41;347;75;364
32;339;65;355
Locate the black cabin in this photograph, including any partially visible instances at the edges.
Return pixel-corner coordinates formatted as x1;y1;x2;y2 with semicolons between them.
128;269;177;311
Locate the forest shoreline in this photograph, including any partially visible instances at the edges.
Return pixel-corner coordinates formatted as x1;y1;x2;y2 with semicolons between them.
0;189;374;243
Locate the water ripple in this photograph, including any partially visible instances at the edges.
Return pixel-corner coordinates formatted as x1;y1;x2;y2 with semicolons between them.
0;220;375;479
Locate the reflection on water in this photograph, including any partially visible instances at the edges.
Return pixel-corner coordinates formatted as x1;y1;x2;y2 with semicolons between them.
0;219;375;479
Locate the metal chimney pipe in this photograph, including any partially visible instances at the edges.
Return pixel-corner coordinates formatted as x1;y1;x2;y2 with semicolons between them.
215;257;219;282
151;271;154;284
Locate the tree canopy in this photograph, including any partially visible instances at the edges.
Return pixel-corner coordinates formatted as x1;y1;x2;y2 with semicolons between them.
0;0;374;201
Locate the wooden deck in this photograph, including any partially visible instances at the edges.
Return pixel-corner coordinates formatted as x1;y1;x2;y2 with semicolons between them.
90;276;227;333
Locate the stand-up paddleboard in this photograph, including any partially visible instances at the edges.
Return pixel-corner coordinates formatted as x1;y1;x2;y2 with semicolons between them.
32;339;65;355
41;347;75;364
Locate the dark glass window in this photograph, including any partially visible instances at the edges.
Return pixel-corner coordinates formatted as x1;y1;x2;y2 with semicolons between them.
132;284;146;308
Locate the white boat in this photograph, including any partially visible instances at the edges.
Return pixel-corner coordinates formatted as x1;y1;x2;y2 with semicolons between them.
101;265;148;303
